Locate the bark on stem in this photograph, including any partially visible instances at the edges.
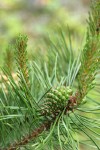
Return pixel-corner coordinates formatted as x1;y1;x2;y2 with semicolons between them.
6;121;52;150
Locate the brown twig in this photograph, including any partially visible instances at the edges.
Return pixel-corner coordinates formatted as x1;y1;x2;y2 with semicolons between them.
6;120;52;150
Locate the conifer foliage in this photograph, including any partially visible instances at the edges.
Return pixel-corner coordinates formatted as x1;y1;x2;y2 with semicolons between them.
0;0;100;150
77;0;100;102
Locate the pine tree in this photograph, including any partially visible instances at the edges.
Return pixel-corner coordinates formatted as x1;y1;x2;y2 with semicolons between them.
0;0;100;150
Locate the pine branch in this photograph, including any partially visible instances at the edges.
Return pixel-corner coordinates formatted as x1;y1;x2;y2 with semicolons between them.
77;0;100;102
0;1;100;150
6;86;77;150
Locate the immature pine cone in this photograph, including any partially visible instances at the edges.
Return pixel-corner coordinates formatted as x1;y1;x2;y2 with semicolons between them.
41;86;73;119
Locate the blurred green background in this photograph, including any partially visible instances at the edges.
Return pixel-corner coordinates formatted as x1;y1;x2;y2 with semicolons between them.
0;0;90;68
